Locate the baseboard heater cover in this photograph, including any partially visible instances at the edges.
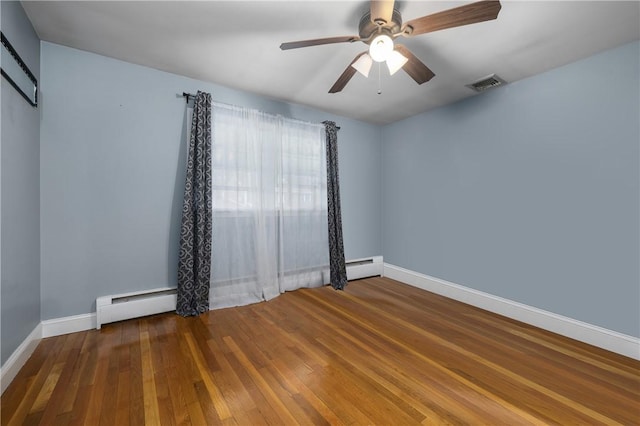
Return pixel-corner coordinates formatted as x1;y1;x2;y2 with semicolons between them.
346;256;383;281
95;256;382;329
96;287;177;329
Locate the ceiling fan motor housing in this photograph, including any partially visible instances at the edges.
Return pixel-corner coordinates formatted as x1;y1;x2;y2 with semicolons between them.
359;9;403;42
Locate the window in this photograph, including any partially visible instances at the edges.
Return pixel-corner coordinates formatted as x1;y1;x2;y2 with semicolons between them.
199;103;329;308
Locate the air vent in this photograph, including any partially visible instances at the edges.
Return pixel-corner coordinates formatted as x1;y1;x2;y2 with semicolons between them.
466;74;506;93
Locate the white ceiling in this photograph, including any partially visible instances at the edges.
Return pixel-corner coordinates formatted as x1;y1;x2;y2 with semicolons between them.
22;1;640;124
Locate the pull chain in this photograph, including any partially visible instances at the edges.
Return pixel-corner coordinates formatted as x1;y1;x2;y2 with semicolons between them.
377;62;382;95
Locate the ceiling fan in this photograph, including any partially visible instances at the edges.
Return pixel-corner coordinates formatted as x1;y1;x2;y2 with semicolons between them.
280;0;502;93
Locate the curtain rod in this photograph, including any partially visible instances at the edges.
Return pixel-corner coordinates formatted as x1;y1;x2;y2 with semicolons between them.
182;92;197;103
182;92;340;130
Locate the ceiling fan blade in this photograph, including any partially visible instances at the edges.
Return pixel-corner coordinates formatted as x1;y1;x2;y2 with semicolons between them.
370;0;395;25
402;0;501;37
394;45;435;84
329;51;369;93
280;36;360;50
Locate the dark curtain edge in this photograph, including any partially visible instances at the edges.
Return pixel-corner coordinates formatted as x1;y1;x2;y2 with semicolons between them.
323;120;348;291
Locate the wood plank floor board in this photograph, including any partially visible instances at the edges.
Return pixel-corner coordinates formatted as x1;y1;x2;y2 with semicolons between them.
218;341;283;426
36;349;80;425
357;280;584;355
369;278;638;372
435;324;639;411
312;333;457;424
126;327;146;426
338;276;637;417
288;286;544;423
292;295;548;422
207;359;256;426
288;290;544;425
281;293;467;422
2;278;639;425
3;336;69;426
458;315;639;394
158;332;191;426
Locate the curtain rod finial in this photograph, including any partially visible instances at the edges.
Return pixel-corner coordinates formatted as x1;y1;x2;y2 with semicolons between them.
183;92;198;103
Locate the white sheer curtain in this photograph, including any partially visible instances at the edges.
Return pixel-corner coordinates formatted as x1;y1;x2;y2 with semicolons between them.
196;103;329;309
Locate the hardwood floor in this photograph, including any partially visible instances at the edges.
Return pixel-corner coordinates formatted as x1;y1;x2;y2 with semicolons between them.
2;277;639;425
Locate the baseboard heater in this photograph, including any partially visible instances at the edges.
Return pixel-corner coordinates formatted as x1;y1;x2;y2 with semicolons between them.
96;287;177;329
95;256;382;329
346;256;383;281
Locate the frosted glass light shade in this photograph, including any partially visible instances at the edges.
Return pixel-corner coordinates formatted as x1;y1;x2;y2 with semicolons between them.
386;50;408;75
351;53;373;77
369;34;393;62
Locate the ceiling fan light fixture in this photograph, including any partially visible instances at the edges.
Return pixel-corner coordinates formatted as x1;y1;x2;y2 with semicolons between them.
369;34;394;62
281;0;503;93
386;50;408;75
351;53;373;77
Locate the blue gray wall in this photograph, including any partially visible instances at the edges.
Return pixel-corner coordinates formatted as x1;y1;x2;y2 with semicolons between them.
1;1;41;364
39;42;382;320
382;41;639;337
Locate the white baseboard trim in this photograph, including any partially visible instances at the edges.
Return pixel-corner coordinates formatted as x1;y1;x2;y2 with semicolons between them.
1;323;43;395
42;313;96;338
383;263;640;360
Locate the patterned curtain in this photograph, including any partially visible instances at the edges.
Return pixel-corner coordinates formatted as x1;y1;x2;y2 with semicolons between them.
177;91;213;316
323;121;348;290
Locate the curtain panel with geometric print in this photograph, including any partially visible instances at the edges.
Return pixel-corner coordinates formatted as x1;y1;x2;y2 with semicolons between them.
177;91;212;316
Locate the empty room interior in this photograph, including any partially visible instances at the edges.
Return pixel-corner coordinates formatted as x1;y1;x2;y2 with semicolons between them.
1;0;639;424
